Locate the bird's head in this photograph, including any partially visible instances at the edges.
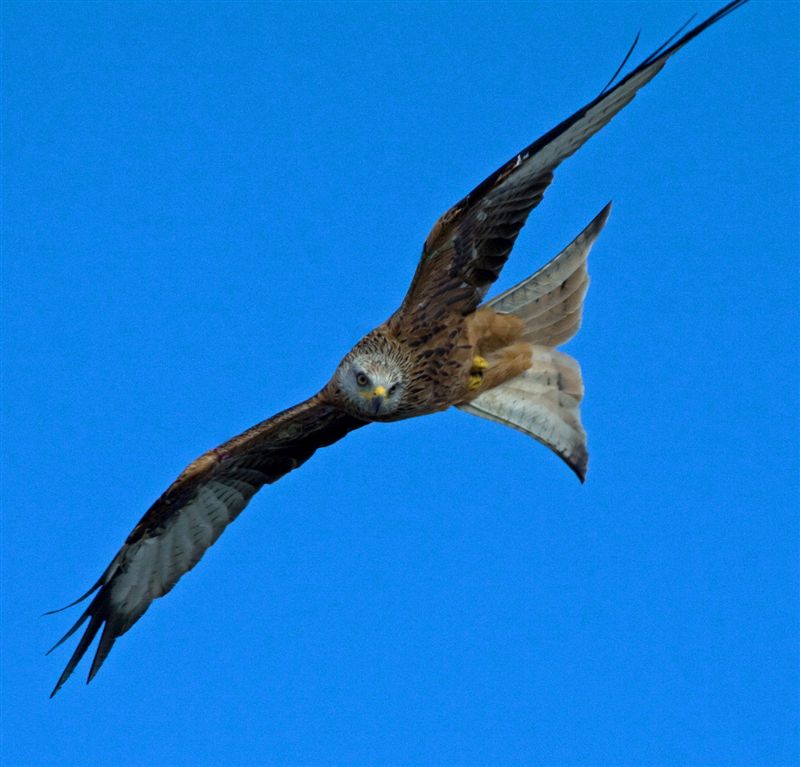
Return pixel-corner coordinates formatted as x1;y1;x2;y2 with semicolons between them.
332;335;410;420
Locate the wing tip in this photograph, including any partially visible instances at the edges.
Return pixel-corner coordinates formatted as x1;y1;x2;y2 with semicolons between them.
45;607;91;657
48;609;104;698
641;0;750;72
47;587;118;697
44;556;121;618
42;581;103;617
86;621;120;686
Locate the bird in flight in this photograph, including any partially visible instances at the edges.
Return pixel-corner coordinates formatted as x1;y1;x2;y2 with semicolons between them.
48;0;749;696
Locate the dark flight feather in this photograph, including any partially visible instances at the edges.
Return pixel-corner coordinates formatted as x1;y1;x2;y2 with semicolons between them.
395;0;749;326
48;397;365;696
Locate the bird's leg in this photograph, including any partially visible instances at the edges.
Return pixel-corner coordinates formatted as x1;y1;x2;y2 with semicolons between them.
468;355;489;391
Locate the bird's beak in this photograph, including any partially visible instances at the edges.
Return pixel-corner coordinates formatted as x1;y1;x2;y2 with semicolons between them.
371;385;386;415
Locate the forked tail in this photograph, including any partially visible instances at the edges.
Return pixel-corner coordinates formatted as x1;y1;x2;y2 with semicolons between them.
458;203;611;481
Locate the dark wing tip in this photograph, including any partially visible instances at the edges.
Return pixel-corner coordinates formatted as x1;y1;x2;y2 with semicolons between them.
86;621;121;685
600;30;641;96
46;608;91;656
49;607;104;698
42;581;103;617
43;557;120;617
639;0;749;69
48;587;119;697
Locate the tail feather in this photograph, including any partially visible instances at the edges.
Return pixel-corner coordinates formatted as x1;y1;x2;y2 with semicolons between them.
503;263;588;327
458;203;611;481
531;308;585;348
460;348;589;481
487;202;609;346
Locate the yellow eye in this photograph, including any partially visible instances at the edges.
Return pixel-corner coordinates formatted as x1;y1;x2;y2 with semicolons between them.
356;372;369;387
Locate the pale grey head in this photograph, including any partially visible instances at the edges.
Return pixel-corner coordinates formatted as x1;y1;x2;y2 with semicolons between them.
332;336;412;420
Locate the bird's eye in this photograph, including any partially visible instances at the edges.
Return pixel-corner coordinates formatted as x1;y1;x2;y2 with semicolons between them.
388;383;398;395
356;372;369;387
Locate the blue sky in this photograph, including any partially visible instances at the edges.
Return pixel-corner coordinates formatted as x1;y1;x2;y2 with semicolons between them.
1;1;797;764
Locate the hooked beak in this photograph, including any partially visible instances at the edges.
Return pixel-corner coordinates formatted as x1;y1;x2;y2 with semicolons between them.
371;385;386;415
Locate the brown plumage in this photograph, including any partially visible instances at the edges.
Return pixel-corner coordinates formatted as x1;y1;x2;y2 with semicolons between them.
47;0;749;696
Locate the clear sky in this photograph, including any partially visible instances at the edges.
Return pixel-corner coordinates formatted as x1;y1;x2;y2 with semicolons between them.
2;1;797;765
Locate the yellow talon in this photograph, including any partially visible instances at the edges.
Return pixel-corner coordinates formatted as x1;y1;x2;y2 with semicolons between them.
468;356;489;391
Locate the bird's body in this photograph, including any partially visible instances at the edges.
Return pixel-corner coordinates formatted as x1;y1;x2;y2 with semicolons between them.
329;307;533;421
48;0;750;696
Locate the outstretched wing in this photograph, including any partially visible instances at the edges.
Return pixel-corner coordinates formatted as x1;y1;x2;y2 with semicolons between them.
48;395;366;696
393;0;748;325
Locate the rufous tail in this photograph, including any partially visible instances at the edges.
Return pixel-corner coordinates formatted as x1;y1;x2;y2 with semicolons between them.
458;203;611;481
